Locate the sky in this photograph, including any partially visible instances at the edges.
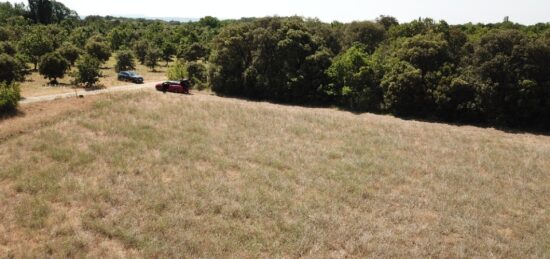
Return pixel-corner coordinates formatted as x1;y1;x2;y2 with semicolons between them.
6;0;550;24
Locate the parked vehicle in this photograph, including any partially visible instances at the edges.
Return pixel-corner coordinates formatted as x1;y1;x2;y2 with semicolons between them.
117;71;144;83
155;80;191;94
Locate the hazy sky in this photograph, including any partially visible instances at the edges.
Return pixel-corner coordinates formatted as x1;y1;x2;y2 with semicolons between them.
6;0;550;24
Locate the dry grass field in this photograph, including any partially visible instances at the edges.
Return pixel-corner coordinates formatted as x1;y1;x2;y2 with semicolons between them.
1;90;549;257
19;57;170;98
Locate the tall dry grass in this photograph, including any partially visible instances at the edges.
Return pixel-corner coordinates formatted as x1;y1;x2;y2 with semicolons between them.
1;91;549;257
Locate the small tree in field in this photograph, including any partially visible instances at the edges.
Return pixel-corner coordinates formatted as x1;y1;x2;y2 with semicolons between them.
133;40;149;64
18;29;54;70
74;55;101;87
161;41;176;65
58;43;81;67
145;47;161;71
38;52;69;85
115;49;136;72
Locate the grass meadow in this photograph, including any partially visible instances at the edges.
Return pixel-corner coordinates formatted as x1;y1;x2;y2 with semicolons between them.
1;90;549;257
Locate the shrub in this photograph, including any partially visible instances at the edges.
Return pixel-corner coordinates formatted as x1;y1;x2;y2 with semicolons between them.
167;60;187;80
0;82;20;115
38;52;69;85
115;49;136;72
74;55;101;87
186;61;207;82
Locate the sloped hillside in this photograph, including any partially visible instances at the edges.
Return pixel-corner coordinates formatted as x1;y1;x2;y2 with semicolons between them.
1;91;549;257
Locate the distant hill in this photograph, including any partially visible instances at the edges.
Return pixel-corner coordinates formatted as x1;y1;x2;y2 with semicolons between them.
117;15;199;22
83;15;199;22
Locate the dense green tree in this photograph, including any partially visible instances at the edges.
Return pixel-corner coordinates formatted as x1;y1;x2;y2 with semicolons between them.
376;15;399;30
133;40;149;64
27;0;78;24
51;1;78;23
180;42;208;61
211;17;332;103
74;55;102;87
388;18;437;38
38;52;69;84
396;33;450;75
107;28;126;51
57;43;81;66
0;27;11;41
381;60;425;116
69;27;93;47
0;2;26;23
145;47;161;71
27;0;53;24
0;53;25;83
161;41;176;65
344;21;386;52
186;61;207;86
114;49;136;72
0;42;17;56
199;16;221;29
326;45;382;111
85;40;111;63
18;28;54;70
470;29;550;126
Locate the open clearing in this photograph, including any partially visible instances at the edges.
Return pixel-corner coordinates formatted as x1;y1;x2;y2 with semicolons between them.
19;57;170;99
1;91;549;257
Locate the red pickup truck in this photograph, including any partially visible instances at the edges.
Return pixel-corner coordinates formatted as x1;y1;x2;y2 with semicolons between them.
155;80;191;94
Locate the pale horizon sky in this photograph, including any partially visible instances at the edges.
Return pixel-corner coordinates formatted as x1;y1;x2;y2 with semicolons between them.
6;0;550;25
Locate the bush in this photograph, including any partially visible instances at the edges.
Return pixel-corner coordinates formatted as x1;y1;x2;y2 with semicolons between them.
186;61;207;82
115;49;136;72
0;53;25;84
74;55;101;87
0;82;20;115
167;60;187;80
38;52;69;84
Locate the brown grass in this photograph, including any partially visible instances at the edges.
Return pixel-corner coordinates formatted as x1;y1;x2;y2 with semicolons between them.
19;57;169;98
0;91;549;257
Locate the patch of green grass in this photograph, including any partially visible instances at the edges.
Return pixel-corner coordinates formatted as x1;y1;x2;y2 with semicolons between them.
15;197;51;229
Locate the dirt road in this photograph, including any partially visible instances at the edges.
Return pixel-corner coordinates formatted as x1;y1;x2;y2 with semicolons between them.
19;81;161;104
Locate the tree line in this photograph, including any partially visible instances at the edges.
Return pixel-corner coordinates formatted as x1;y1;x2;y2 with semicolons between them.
1;0;550;130
210;17;550;129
